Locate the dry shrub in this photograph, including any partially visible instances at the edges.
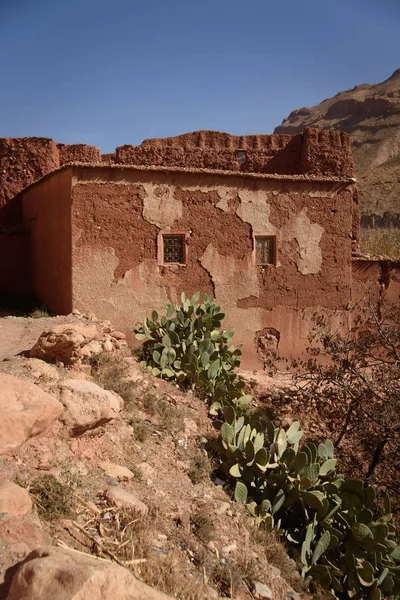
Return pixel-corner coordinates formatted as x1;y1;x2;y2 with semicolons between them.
142;391;185;433
29;474;75;521
187;450;211;485
90;354;137;407
190;508;215;544
360;227;400;257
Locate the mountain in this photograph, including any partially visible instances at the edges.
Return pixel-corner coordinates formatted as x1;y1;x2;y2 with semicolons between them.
275;69;400;219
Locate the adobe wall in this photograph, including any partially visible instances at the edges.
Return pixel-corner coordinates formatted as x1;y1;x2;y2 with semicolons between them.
116;128;355;178
0;137;101;211
352;257;400;311
21;169;73;314
70;166;355;368
0;234;31;294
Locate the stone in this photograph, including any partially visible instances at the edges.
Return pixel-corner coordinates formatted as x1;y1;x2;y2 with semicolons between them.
0;374;63;455
111;330;126;340
0;481;32;516
183;418;198;436
214;501;230;515
221;543;237;555
104;485;148;516
30;322;99;365
102;339;114;352
25;358;61;382
6;546;174;600
100;461;134;481
254;582;273;600
58;379;123;435
0;516;45;590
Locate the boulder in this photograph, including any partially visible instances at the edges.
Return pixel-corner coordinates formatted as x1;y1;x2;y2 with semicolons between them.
104;485;148;516
99;461;135;481
30;323;99;365
0;481;32;516
6;546;174;600
58;379;123;435
0;374;63;455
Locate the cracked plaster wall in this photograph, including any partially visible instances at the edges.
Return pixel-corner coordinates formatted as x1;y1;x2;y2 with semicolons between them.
69;168;354;366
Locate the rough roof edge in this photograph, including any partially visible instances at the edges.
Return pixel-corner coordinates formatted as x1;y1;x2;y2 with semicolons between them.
352;254;400;264
12;162;356;199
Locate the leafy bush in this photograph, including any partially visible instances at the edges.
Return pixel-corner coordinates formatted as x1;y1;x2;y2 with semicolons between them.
135;293;400;599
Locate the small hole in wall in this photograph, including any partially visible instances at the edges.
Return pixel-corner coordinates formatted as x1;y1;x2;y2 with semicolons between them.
237;150;247;165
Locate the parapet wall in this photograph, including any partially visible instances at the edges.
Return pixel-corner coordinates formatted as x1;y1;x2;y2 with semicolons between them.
0;128;355;214
0;138;101;209
116;128;355;178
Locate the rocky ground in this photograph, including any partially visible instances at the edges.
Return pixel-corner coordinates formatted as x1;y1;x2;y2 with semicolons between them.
0;312;306;600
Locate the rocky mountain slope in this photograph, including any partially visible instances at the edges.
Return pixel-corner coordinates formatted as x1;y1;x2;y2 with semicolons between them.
275;68;400;219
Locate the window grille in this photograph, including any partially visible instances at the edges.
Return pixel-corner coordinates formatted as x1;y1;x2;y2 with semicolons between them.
163;235;185;263
255;236;275;265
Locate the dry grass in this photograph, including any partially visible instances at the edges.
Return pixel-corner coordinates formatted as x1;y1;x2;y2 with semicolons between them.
142;391;185;434
187;450;212;485
90;354;137;407
360;227;400;258
190;508;215;544
29;474;75;521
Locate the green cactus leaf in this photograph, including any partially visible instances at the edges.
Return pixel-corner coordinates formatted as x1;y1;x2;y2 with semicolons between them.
245;440;255;463
209;402;222;416
243;424;252;446
201;351;210;368
253;432;264;454
380;576;394;593
383;493;391;515
377;568;389;587
286;421;302;443
235;416;245;433
272;489;285;515
341;479;364;494
234;481;248;504
254;447;268;467
237;395;252;409
319;458;337;476
229;463;242;478
242;467;255;483
261;499;271;515
352;523;374;543
304;463;320;483
293;452;308;474
208;359;220;379
356;560;375;587
312;530;331;564
277;429;287;457
391;546;400;561
161;368;175;377
223;406;235;426
301;522;315;566
151;367;161;376
358;509;374;525
301;490;325;510
246;501;257;516
190;291;200;305
363;485;376;508
265;421;275;443
152;350;161;364
372;524;388;542
328;534;339;550
220;423;234;445
317;442;329;460
281;447;296;466
162;334;172;349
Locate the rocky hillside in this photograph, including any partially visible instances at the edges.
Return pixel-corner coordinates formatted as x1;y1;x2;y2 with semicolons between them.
0;313;303;600
275;68;400;218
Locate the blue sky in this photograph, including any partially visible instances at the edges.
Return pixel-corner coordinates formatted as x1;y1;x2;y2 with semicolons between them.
1;0;399;153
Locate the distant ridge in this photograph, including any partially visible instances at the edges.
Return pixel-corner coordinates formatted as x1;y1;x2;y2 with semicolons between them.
275;69;400;217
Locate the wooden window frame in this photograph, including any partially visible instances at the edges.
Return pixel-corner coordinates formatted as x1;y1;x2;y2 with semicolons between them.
253;235;277;266
157;230;189;266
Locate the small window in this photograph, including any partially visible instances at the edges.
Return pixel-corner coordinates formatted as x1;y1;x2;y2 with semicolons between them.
255;236;276;266
237;150;247;165
163;234;185;264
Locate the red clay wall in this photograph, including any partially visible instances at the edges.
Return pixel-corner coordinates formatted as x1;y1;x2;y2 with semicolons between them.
70;166;355;367
0;137;100;209
116;128;355;178
21;169;73;314
352;258;400;310
0;234;31;293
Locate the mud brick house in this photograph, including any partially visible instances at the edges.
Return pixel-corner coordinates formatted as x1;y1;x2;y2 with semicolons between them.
0;129;399;368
